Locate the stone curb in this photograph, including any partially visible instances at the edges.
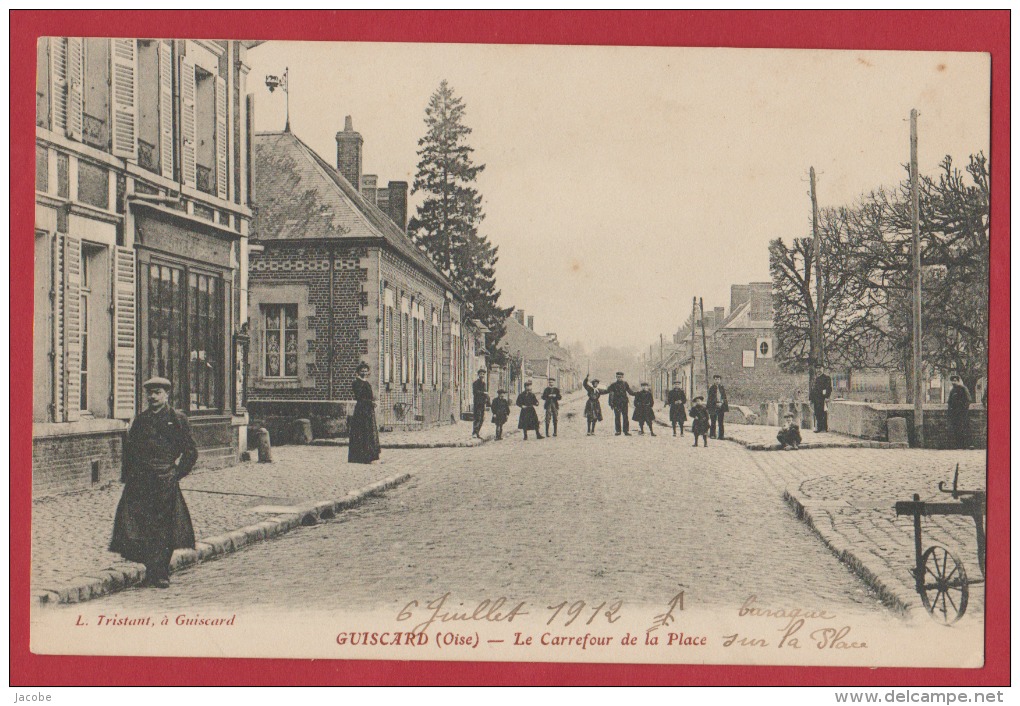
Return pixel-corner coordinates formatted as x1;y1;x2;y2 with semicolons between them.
310;437;489;449
651;416;907;451
782;490;919;617
32;472;413;607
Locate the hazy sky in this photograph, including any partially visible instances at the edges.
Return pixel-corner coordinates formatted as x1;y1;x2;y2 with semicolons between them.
248;42;989;351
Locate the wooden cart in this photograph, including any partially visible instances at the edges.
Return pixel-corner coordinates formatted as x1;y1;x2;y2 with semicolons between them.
894;465;985;624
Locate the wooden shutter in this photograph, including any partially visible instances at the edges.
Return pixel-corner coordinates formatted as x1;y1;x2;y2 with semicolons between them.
158;41;174;180
110;38;137;159
112;246;137;419
49;38;68;134
245;93;255;205
215;75;227;200
180;55;197;188
63;235;82;421
65;38;84;141
51;235;65;421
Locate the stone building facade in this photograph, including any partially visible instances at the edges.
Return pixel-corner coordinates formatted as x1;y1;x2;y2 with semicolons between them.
248;125;478;437
33;38;255;495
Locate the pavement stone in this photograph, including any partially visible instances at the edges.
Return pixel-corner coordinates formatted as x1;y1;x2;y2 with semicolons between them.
749;447;986;621
31;444;410;602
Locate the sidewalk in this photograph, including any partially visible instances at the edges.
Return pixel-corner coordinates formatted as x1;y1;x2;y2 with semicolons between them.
31;446;409;605
313;418;491;448
721;423;903;450
749;447;987;621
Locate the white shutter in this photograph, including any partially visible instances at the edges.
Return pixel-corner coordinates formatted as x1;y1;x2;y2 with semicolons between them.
158;41;174;180
110;38;137;160
112;246;137;419
180;54;197;188
49;38;68;134
63;235;82;421
215;75;227;200
65;38;83;141
52;235;65;421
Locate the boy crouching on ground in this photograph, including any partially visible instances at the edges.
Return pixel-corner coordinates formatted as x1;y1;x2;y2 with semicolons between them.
777;413;802;450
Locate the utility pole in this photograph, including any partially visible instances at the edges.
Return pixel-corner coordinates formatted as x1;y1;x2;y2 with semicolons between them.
699;297;710;390
910;109;924;446
690;297;697;400
659;333;664;396
809;166;823;392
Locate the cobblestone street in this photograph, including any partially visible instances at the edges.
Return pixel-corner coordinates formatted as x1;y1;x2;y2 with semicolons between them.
67;395;895;618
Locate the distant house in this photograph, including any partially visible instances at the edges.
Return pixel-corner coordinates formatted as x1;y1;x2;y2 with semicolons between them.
248;119;479;435
498;311;578;395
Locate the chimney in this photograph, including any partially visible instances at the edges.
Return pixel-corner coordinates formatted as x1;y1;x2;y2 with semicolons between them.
514;310;525;325
730;284;750;314
527;315;535;331
361;174;378;204
335;116;363;191
387;180;408;231
714;307;725;327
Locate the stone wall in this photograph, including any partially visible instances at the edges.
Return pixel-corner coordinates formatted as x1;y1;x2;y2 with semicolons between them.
829;401;987;449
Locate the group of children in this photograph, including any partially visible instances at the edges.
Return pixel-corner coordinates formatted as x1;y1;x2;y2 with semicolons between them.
487;375;805;450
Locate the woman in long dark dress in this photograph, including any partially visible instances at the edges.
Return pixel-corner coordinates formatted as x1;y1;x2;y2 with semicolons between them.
516;381;543;440
348;363;381;464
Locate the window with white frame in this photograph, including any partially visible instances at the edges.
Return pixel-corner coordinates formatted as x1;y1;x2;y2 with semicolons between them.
431;310;439;387
263;304;298;378
383;287;394;383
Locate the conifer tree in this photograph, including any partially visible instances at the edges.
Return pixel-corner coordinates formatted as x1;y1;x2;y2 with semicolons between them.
408;80;511;361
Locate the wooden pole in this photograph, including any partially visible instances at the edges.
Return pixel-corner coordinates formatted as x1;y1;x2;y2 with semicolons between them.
699;297;710;389
910;109;924;446
690;297;697;399
809;166;822;391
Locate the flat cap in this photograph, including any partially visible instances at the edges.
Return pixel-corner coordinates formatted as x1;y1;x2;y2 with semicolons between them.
143;376;172;390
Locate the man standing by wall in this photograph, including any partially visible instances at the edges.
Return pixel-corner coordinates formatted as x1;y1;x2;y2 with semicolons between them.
946;374;973;449
810;366;833;433
472;369;489;438
606;372;636;436
109;377;198;589
707;374;729;440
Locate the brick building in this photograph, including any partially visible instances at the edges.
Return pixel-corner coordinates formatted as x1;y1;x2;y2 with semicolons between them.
33;38;256;495
248;122;479;436
654;283;803;406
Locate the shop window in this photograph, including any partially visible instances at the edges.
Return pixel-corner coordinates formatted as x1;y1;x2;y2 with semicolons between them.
147;263;187;410
263;304;298;378
188;272;224;411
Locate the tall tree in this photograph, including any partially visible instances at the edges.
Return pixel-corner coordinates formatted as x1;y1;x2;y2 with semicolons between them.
408;80;512;362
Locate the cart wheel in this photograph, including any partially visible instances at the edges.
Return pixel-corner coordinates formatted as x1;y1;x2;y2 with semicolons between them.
919;545;968;624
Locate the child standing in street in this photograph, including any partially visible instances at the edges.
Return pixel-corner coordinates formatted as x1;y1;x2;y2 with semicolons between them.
632;382;656;435
664;380;687;436
491;389;511;440
583;375;607;436
690;395;710;447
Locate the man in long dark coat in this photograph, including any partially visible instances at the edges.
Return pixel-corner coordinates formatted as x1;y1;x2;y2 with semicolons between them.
707;374;728;440
110;377;197;588
810;366;833;432
472;369;489;438
516;381;543;440
946;374;972;449
605;372;636;436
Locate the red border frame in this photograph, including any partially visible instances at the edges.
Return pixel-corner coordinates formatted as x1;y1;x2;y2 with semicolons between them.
10;10;1009;686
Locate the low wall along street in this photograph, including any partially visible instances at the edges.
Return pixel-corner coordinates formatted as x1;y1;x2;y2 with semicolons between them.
828;401;987;449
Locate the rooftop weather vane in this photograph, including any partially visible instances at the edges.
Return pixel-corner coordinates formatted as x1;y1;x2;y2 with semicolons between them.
265;67;290;132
